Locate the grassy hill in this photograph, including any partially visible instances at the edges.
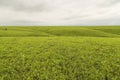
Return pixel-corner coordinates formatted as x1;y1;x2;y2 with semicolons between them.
0;26;120;37
0;26;120;80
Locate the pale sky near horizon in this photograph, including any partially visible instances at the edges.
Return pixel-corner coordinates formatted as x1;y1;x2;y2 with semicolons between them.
0;0;120;26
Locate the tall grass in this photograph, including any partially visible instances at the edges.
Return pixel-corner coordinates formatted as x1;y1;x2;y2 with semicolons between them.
0;37;120;80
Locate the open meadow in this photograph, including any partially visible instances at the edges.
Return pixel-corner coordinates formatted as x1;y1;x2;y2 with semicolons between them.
0;26;120;80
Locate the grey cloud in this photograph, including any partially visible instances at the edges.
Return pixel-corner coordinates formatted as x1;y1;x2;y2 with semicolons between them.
100;0;120;7
1;20;46;26
15;20;45;23
63;15;90;21
0;0;51;12
0;0;120;26
14;4;48;12
108;0;120;5
88;19;120;26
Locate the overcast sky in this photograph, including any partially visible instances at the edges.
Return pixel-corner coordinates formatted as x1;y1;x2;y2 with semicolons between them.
0;0;120;26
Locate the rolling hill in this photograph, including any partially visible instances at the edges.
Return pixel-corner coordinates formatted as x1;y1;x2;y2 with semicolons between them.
0;26;120;37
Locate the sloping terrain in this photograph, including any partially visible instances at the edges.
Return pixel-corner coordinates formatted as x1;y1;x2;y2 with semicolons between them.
88;26;120;35
0;26;120;80
0;26;120;37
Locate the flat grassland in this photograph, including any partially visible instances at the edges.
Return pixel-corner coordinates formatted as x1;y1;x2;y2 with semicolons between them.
0;26;120;80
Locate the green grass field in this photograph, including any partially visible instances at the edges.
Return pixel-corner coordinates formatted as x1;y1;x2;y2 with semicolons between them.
0;26;120;37
0;26;120;80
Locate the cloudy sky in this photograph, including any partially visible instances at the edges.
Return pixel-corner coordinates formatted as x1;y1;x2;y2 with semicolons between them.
0;0;120;26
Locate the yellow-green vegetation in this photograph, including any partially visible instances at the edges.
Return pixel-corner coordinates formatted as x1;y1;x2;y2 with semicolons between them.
0;26;120;80
0;26;120;37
